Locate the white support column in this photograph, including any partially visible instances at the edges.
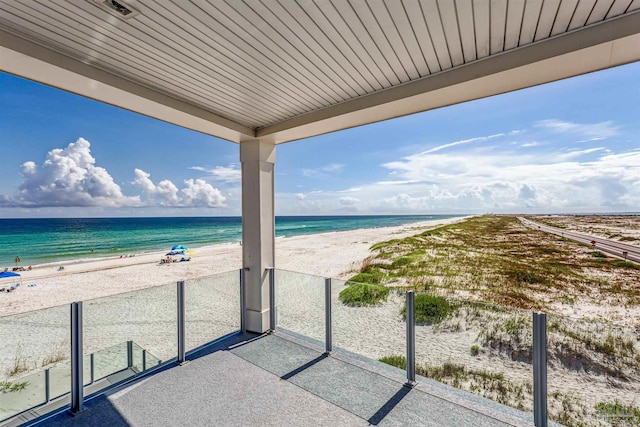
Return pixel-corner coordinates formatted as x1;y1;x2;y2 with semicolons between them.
240;140;276;333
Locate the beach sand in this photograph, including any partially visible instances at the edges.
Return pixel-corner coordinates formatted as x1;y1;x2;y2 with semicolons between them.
0;216;465;316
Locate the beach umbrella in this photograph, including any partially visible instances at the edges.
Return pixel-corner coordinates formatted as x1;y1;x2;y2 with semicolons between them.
171;244;188;251
0;271;22;291
0;271;20;279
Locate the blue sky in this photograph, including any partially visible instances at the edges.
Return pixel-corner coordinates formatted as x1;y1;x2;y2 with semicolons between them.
0;62;638;217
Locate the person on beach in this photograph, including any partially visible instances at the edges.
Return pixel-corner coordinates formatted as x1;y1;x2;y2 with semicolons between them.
15;256;20;265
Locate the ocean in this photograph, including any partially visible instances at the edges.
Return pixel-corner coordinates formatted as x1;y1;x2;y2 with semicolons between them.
0;215;459;267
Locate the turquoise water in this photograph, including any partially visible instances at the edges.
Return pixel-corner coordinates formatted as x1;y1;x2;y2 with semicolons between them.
0;215;459;267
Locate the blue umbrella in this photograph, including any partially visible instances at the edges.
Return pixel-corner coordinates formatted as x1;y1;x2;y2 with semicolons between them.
0;271;22;291
171;244;188;251
0;271;20;279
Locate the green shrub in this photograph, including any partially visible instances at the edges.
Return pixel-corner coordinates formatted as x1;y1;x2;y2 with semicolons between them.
391;257;413;269
339;283;390;306
612;260;640;270
378;355;407;370
471;345;480;356
0;381;29;393
595;400;640;424
402;294;452;324
347;272;383;284
504;269;546;284
591;251;607;258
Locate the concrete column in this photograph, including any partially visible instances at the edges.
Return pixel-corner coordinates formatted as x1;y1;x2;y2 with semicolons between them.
240;140;275;333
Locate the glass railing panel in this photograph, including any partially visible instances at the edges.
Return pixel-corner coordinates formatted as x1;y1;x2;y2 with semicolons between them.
414;296;534;416
83;282;177;395
0;304;70;421
91;343;128;382
132;342;143;373
332;279;406;368
546;314;640;426
48;361;71;400
143;350;162;369
0;371;46;421
185;270;240;352
130;341;161;373
274;269;326;345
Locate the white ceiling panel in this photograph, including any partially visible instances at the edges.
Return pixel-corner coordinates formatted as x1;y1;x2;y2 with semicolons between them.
568;0;598;29
386;0;430;77
473;0;491;59
0;0;638;141
438;0;465;66
606;0;633;17
535;0;562;41
551;0;580;35
587;0;616;24
455;0;477;62
403;0;442;73
519;0;543;45
422;0;453;69
504;0;526;50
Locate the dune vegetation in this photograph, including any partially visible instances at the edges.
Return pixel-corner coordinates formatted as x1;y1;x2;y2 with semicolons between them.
341;215;640;427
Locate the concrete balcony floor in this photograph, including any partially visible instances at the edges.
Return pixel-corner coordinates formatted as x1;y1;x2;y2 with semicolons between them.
36;332;536;427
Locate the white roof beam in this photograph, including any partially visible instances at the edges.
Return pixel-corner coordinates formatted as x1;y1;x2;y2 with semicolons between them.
258;11;640;143
0;29;255;143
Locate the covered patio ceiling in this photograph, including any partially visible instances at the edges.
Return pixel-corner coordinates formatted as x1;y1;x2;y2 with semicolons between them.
1;0;639;144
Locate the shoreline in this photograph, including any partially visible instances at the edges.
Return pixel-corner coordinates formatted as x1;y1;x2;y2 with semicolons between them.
0;216;470;316
1;215;463;269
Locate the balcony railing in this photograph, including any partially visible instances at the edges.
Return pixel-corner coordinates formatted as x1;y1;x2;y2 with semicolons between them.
1;268;638;426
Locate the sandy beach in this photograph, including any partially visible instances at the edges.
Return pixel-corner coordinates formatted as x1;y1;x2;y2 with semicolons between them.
0;216;466;316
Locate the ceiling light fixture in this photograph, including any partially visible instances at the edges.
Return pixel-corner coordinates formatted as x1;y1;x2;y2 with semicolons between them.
93;0;140;19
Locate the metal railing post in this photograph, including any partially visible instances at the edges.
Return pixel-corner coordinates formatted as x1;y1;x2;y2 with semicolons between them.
177;280;186;364
269;268;276;331
90;353;95;384
325;278;332;354
45;369;50;403
142;349;147;371
240;268;247;333
406;291;415;384
70;301;83;414
533;312;548;427
127;340;133;369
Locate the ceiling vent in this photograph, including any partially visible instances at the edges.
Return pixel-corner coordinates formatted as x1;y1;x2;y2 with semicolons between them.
93;0;140;19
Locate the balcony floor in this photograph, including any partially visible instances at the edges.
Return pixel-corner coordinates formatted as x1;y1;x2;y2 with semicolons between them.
36;332;535;427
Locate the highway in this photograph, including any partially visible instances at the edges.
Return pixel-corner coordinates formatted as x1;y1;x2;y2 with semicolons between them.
518;217;640;264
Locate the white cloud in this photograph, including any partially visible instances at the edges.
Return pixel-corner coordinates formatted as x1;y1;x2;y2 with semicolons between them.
301;163;345;177
190;164;241;183
377;145;640;211
339;196;359;206
337;187;361;193
535;119;619;140
376;180;421;185
295;193;306;200
0;138;140;208
132;169;226;208
181;179;227;207
419;133;505;154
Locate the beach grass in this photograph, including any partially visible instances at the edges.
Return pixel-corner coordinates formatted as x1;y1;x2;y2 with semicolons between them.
400;294;452;324
595;400;640;425
352;215;640;312
0;380;29;393
359;215;640;426
378;355;532;411
339;282;389;306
